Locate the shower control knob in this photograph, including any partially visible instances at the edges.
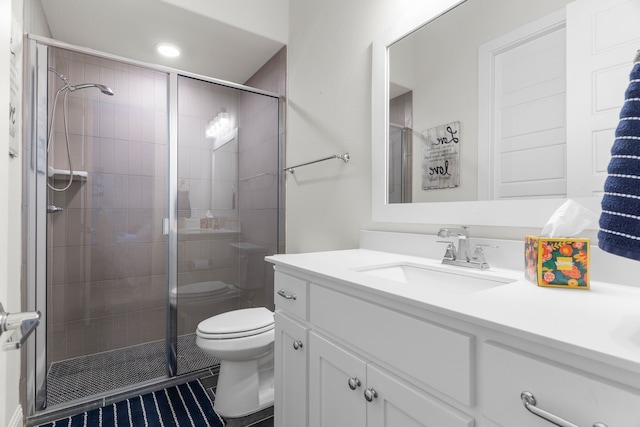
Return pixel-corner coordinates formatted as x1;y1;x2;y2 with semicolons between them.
348;377;361;390
292;340;303;350
364;388;378;402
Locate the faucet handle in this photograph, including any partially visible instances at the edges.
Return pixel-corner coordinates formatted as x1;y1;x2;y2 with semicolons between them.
470;244;497;269
436;240;457;260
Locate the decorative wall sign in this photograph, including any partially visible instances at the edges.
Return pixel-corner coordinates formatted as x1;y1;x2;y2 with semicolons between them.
9;15;22;158
422;121;460;190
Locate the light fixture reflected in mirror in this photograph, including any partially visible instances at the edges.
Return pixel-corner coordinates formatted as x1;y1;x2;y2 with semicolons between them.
205;109;232;140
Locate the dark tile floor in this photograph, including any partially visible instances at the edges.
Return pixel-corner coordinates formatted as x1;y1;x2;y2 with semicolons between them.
47;334;218;406
39;335;273;427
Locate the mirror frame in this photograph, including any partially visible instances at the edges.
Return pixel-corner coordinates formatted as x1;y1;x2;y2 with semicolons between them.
371;0;602;228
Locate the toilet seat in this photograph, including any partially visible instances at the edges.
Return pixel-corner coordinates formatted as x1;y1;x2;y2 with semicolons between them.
171;280;231;299
197;307;274;339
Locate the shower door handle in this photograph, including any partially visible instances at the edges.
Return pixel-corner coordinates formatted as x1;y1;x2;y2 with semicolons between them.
0;302;41;351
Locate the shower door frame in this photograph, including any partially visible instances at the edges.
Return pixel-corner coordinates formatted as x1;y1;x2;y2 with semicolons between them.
23;35;282;419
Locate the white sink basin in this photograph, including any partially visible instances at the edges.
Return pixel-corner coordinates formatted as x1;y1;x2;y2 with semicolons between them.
356;262;516;295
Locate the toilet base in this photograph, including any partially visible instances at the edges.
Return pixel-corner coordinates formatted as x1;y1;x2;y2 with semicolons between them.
214;352;275;418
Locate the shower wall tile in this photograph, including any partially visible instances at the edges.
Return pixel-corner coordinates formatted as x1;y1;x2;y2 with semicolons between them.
99;138;115;173
68;133;86;170
64;282;86;322
129;71;142;108
125;311;142;347
112;314;129;349
126;177;142;211
92;173;115;209
98;315;115;352
140;74;155;110
141;109;155;143
51;247;67;286
66;96;85;135
66;245;85;284
67;59;84;90
114;140;129;174
51;285;65;324
66;208;86;247
239;209;278;247
154;111;168;144
128;140;142;174
128;106;142;142
114;175;130;208
140;142;155;176
50;323;67;361
99;101;115;138
139;307;165;343
154;77;167;112
65;183;87;210
51;208;68;247
114;69;130;105
114;107;129;140
48;49;169;364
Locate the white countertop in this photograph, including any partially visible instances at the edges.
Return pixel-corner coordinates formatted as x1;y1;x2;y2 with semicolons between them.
266;247;640;375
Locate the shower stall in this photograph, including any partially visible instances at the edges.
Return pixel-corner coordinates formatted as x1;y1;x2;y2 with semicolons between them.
22;37;284;419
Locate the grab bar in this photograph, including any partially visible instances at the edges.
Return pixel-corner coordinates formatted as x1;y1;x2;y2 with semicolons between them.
521;391;608;427
284;153;350;174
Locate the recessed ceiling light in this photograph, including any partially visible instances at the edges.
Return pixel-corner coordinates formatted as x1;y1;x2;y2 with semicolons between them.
156;43;180;58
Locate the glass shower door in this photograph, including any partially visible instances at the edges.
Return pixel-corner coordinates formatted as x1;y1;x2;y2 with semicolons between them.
44;46;170;407
175;76;281;375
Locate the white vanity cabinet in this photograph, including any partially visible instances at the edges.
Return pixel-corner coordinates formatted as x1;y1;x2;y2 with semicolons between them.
274;268;474;427
271;253;640;427
309;331;474;427
273;271;310;427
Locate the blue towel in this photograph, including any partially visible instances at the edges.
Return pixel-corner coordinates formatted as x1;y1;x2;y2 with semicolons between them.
598;52;640;261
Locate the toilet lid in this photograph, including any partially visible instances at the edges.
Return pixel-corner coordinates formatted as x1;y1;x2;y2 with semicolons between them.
197;307;274;339
171;281;229;298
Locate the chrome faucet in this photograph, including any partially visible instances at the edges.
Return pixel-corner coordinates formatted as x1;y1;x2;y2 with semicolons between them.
437;227;491;270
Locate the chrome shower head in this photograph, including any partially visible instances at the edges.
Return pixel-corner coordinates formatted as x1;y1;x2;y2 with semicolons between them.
70;83;114;96
48;68;114;96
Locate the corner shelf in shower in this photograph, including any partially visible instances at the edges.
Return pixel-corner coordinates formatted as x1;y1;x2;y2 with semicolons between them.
48;167;88;182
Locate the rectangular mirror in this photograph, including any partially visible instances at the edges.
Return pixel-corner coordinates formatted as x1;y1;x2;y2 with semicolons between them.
372;0;638;227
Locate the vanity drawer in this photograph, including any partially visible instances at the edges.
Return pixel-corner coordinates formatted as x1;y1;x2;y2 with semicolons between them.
482;342;640;426
310;285;474;406
274;271;309;320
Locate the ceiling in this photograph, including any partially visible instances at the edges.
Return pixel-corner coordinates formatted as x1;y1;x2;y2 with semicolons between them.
38;0;287;84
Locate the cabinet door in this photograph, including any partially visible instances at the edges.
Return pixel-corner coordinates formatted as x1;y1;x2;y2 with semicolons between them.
309;332;367;427
275;313;308;427
366;364;474;427
483;342;640;427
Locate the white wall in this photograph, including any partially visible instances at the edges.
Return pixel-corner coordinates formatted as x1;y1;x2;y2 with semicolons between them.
286;0;551;253
1;0;24;424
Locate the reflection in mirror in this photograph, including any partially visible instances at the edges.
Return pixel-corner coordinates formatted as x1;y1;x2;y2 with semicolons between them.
373;0;637;226
386;0;638;205
212;133;238;214
388;0;574;203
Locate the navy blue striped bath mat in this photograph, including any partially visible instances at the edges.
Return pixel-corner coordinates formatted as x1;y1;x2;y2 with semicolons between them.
39;380;225;427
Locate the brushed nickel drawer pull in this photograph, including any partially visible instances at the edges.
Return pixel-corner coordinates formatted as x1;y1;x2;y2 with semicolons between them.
277;289;297;300
521;391;608;427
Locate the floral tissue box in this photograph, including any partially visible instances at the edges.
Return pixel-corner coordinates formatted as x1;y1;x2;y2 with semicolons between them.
524;235;590;289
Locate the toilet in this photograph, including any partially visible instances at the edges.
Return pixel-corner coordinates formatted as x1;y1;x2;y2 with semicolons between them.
196;307;275;418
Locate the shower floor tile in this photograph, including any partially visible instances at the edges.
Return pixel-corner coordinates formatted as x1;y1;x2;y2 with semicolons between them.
46;334;219;407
